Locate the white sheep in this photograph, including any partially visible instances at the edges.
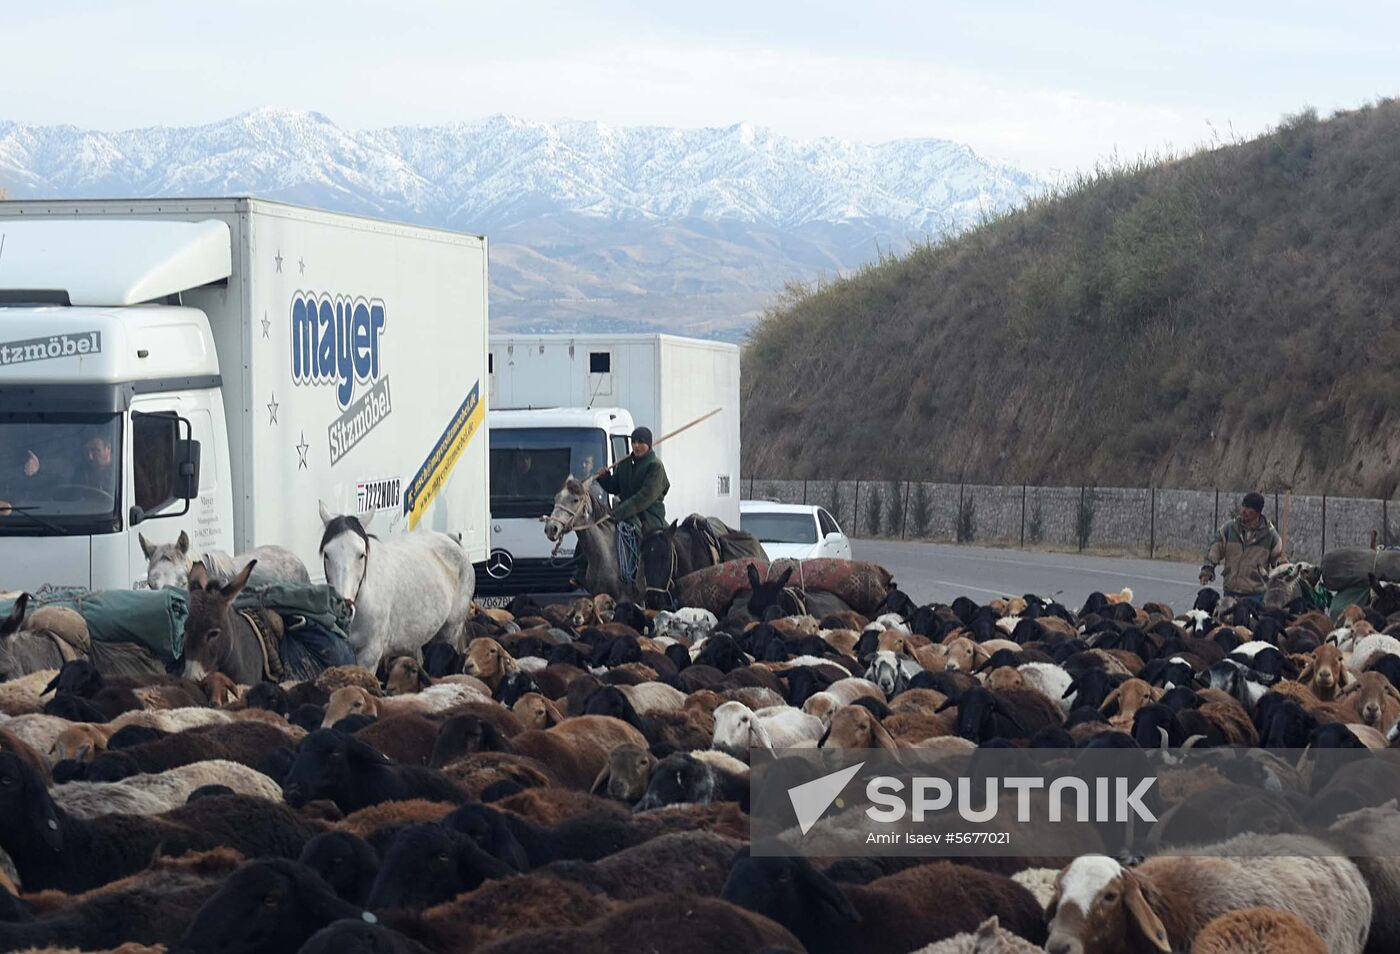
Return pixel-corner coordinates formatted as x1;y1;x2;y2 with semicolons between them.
711;701;823;759
1014;663;1074;715
910;916;1042;953
1346;633;1400;673
1046;833;1371;954
52;760;283;818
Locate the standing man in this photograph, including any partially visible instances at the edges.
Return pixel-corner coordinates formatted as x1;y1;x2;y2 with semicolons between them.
571;426;670;589
1200;492;1283;604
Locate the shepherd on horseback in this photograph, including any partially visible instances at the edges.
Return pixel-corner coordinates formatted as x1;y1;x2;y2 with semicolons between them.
568;426;670;592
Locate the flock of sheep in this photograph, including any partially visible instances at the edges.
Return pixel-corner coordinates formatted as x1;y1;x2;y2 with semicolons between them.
0;574;1397;953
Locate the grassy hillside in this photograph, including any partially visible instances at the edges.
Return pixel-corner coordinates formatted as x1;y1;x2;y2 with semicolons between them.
742;100;1400;497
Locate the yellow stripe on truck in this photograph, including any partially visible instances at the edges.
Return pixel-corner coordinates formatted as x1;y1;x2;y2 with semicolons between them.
404;380;484;530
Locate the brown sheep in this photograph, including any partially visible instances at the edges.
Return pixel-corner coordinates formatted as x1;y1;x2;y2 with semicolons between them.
314;665;383;696
198;672;242;707
592;593;617;623
320;683;488;727
985;667;1026;691
440;752;558;796
1299;644;1353;701
381;655;491;697
336;799;454;840
820;706;901;751
514;692;566;729
497;787;628;826
1340;671;1400;731
1100;678;1163;729
470;895;802;954
352;712;442;766
589;744;656;802
1190;906;1327;954
464;638;520;691
508;716;649;789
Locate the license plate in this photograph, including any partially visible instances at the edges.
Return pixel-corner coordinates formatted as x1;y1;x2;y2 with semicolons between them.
476;595;514;608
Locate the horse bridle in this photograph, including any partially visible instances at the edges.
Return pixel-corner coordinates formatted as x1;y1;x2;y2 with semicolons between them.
544;488;613;557
645;539;678;602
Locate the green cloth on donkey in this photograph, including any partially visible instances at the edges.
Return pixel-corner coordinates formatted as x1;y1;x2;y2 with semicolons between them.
0;580;352;666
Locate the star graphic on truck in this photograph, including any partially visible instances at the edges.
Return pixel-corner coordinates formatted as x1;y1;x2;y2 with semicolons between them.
261;311;271;339
296;432;309;469
267;394;279;425
274;250;283;272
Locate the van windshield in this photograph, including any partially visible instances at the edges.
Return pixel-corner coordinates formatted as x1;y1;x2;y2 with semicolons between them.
0;413;122;531
489;427;607;518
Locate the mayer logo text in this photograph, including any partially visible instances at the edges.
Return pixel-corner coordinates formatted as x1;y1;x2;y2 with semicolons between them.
290;292;392;464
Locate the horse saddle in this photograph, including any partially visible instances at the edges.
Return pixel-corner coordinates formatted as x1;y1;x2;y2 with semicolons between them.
239;606;287;681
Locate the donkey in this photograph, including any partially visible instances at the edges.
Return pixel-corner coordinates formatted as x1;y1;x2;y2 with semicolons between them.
0;593;163;680
640;516;723;611
543;477;643;603
741;563;853;621
318;503;475;671
140;530;311;590
181;561;272;684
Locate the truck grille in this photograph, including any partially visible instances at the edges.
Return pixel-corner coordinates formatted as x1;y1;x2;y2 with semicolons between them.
473;557;577;597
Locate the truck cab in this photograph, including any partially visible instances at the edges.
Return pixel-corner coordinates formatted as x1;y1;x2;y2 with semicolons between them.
0;222;229;592
477;406;635;600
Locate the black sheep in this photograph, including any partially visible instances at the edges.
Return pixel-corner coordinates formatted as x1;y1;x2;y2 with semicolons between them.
282;730;468;812
367;823;515;909
421;641;464;677
245;680;293;715
722;852;1047;954
495;671;543;707
634;752;749;812
0;753;319;893
429;713;512;768
300;831;380;906
298;919;436;954
939;686;1062;743
85;720;293;782
42;693;109;723
169;859;369;954
107;724;169;750
446;802;645;868
290;703;328;733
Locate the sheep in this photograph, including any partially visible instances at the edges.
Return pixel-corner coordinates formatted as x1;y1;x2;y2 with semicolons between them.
634;751;750;811
0;751;322;893
0;849;243;952
1188;907;1328;954
711;701;823;759
1298;643;1354;701
506;715;649;790
1099;678;1163;729
281;729;469;811
0;670;59;716
170;858;371;954
469;893;801;954
51;760;282;818
446;801;647;868
542;830;741;900
366;822;517;909
298;920;436;954
351;712;443;766
381;655;492;697
864;650;923;695
299;830;380;905
722;853;1047;954
320;683;489;727
80;720;295;782
513;692;566;729
464;638;520;691
819;705;901;751
1015;662;1075;714
911;916;1044;953
1346;633;1400;673
1045;835;1372;954
1340;671;1400;733
942;686;1063;743
589;744;656;801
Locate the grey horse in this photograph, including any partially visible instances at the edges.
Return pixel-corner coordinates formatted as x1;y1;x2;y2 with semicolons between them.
543;476;643;603
140;531;311;590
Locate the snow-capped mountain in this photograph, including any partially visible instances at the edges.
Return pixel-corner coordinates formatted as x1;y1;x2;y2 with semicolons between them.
0;109;1042;336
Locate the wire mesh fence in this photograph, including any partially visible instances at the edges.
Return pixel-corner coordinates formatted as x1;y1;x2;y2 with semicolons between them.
743;478;1397;563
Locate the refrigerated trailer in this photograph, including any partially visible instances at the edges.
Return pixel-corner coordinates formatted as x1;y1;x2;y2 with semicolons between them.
0;198;489;593
478;334;739;599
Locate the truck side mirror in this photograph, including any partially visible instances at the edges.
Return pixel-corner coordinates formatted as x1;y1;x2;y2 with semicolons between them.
129;411;200;526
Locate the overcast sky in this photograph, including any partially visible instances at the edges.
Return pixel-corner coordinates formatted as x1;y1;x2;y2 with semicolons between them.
5;0;1397;175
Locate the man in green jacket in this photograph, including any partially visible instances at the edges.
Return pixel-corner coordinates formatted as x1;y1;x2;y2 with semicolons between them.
571;426;671;589
1200;492;1284;603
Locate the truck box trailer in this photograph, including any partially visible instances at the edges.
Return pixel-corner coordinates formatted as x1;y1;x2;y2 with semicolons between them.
478;333;739;600
0;198;489;594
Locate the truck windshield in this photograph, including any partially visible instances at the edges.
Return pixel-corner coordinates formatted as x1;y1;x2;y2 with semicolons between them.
741;511;819;545
489;427;607;518
0;413;122;533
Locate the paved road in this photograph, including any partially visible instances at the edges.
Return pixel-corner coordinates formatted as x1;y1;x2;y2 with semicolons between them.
853;539;1204;612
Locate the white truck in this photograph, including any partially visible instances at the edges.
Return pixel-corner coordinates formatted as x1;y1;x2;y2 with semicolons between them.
0;198;490;594
478;333;739;601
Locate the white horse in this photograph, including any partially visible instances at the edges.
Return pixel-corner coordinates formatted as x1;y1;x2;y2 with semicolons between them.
139;531;310;590
317;502;475;671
